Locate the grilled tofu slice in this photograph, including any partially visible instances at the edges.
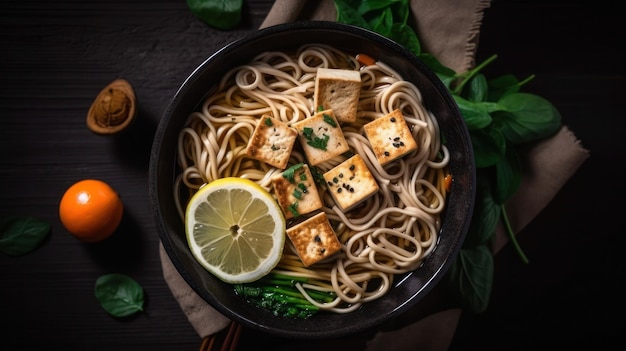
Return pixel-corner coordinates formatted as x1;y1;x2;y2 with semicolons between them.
292;109;349;166
245;115;298;169
323;154;379;211
271;163;323;219
286;212;342;267
363;109;417;166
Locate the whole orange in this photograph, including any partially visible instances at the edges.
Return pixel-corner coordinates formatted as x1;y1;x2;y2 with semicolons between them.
59;179;124;243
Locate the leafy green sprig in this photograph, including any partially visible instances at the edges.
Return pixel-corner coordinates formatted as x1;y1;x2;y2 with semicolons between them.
186;0;243;30
0;216;51;256
235;273;336;319
334;0;562;313
95;273;145;317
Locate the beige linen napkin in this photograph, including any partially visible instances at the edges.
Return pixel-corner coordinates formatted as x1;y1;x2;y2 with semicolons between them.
160;0;590;349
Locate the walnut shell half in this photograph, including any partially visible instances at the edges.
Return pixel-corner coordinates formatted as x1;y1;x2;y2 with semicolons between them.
86;79;137;135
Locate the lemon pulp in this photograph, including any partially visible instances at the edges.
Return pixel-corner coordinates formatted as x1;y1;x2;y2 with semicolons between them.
185;177;285;284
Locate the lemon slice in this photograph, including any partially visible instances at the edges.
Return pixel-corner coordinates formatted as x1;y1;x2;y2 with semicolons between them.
185;177;286;284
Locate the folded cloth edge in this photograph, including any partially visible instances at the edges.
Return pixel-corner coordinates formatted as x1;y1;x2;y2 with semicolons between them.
159;242;231;337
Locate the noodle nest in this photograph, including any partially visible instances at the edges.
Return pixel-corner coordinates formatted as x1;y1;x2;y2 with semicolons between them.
175;44;450;314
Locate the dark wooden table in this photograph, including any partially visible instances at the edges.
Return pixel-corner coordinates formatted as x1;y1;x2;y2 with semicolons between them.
1;1;624;349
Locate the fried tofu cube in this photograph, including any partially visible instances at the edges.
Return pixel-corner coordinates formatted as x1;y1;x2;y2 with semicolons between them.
363;109;418;166
323;154;379;211
292;109;349;166
286;212;342;267
314;68;361;123
245;115;298;169
271;163;322;219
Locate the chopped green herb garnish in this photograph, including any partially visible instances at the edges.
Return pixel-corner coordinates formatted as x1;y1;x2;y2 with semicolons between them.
287;202;300;217
309;166;326;185
264;117;273;126
323;113;337;127
307;134;329;150
282;163;305;183
302;126;330;150
292;189;303;199
302;127;314;140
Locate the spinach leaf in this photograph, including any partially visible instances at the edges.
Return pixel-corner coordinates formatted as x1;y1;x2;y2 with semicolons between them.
452;95;495;130
335;0;371;28
467;73;488;103
495;93;562;144
487;74;525;101
471;177;501;246
470;127;506;168
95;273;144;317
186;0;243;30
447;244;494;313
494;147;522;204
0;216;51;256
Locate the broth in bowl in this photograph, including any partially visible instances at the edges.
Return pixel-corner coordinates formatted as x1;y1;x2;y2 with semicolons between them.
150;21;474;339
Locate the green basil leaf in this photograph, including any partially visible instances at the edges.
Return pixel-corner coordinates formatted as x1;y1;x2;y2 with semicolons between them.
387;23;421;55
452;245;494;313
434;71;456;91
494;147;522;204
357;0;409;19
466;73;488;103
186;0;243;30
335;0;371;28
425;55;456;80
472;176;501;245
95;273;144;317
370;7;393;34
0;216;51;256
453;95;496;130
470;127;506;168
487;74;521;101
495;93;562;144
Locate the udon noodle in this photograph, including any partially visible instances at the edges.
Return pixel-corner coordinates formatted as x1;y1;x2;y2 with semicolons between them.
174;44;450;313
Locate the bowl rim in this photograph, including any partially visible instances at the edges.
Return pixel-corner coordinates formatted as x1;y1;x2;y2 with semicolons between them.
149;20;475;339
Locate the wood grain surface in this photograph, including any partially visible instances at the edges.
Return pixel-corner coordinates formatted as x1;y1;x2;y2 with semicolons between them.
1;1;623;350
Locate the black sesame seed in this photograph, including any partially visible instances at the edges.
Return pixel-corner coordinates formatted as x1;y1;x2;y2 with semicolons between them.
384;151;390;156
390;117;396;122
337;188;342;193
349;165;355;171
314;235;321;242
320;248;326;254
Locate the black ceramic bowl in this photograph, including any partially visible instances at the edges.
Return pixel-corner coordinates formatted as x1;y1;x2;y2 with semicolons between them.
149;21;475;339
